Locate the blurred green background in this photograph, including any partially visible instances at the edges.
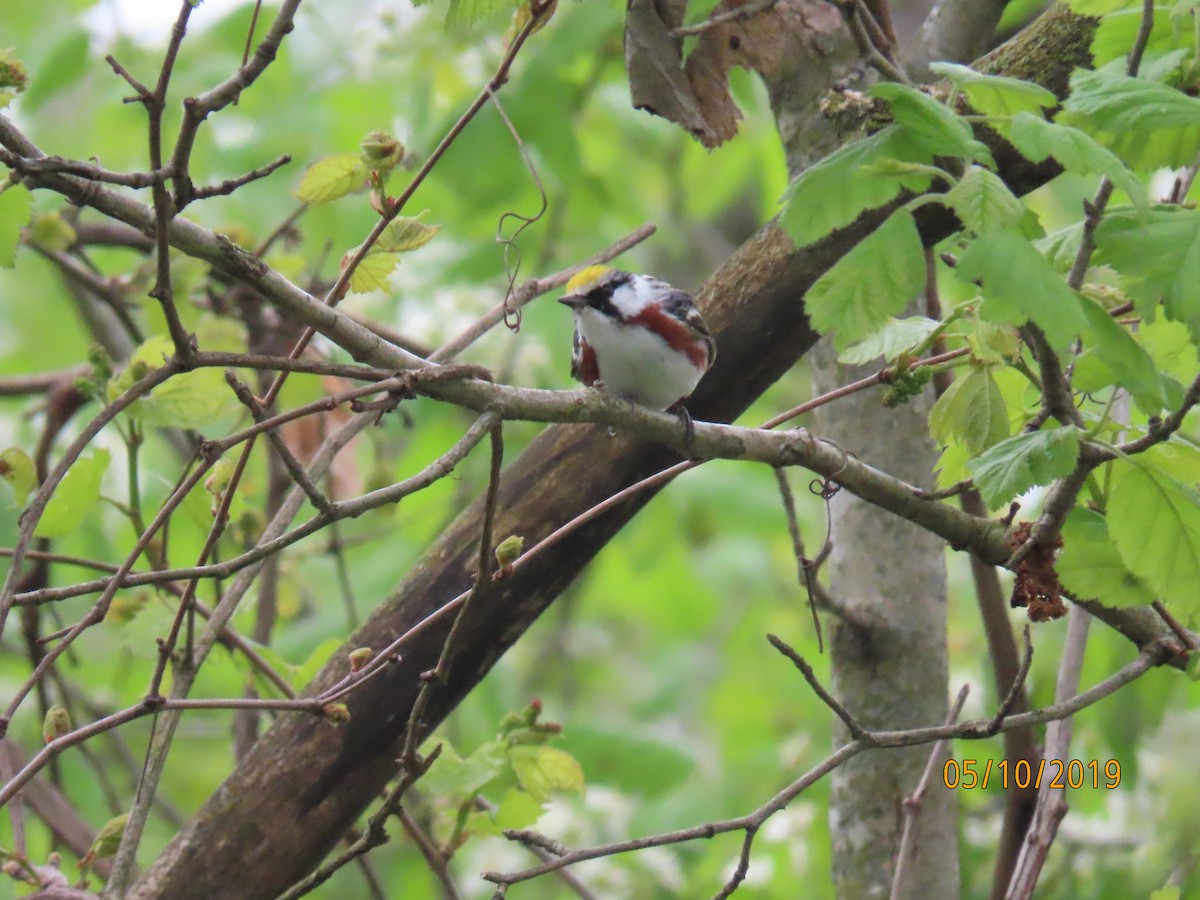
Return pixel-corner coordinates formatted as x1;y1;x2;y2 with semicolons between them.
0;1;1193;897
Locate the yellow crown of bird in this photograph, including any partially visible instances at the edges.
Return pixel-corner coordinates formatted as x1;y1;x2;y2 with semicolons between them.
565;265;613;295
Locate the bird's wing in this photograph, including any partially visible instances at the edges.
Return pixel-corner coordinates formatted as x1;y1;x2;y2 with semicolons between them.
570;329;600;386
662;290;717;367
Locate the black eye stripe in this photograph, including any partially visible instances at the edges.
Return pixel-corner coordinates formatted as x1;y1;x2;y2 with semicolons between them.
583;271;631;318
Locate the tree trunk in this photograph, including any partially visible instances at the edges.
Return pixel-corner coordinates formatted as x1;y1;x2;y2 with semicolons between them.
812;343;957;898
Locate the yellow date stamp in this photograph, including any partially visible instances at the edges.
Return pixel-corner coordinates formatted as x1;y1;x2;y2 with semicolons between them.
943;758;1121;790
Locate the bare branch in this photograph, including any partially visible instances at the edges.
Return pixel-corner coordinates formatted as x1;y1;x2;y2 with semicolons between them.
891;684;969;899
484;639;1170;891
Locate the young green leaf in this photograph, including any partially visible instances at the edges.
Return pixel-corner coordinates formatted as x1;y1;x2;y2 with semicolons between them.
376;213;440;253
1108;459;1200;613
349;252;400;294
509;745;585;804
869;82;993;164
837;316;941;364
804;209;925;347
780;126;932;248
1090;7;1184;68
929;367;1009;454
928;63;1056;131
0;447;36;508
1036;221;1086;274
943;165;1027;235
1062;0;1142;13
1079;297;1168;415
295;153;367;205
1007;113;1144;208
492;786;545;830
446;0;512;27
967;427;1081;508
0;49;28;110
957;229;1088;349
1059;67;1200;170
107;336;244;435
1058;507;1156;607
421;740;508;799
36;449;111;538
0;183;33;268
1095;207;1200;337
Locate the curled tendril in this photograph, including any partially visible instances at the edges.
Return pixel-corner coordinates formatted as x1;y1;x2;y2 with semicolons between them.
489;91;547;333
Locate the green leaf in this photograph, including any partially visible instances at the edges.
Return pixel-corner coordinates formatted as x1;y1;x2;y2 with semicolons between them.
780;126;932;248
967;427;1081;509
349;252;400;294
493;786;545;830
928;63;1057;129
1063;0;1140;13
1007;113;1144;208
1035;221;1086;274
376;213;440;252
956;229;1088;349
805;209;925;347
509;745;585;804
966;319;1022;365
929;367;1009;454
869;82;993;164
422;740;507;799
0;448;36;508
1095;206;1200;336
37;449;111;538
943;165;1027;235
446;0;512;27
112;336;243;434
0;49;27;110
0;183;33;268
1108;459;1200;611
837;316;941;364
1090;7;1189;68
292;638;342;690
1059;67;1200;170
295;153;367;204
1079;297;1168;415
1058;507;1156;606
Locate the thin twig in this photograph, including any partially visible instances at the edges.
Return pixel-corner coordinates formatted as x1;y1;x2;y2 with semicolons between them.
1004;606;1091;899
773;468;825;652
890;684;969;899
432;223;656;363
273;746;443;900
767;634;867;739
482;639;1170;891
192;153;291;199
987;626;1033;735
671;0;780;36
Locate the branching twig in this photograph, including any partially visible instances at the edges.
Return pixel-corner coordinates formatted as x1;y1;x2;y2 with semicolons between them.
1004;606;1091;899
767;634;867;739
890;684;969;899
273;746;443;900
671;0;780;37
483;639;1170;891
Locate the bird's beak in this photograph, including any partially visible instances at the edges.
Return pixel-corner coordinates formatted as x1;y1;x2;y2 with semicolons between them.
558;294;587;309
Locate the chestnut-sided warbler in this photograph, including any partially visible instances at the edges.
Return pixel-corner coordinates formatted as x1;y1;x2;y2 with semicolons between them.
558;266;716;413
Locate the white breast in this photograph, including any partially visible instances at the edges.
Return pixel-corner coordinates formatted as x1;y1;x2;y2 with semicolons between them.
574;307;703;410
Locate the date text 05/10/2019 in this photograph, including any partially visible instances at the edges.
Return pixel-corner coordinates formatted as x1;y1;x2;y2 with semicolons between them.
943;758;1121;791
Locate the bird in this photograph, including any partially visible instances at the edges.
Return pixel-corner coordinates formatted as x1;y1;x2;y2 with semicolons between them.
558;266;716;419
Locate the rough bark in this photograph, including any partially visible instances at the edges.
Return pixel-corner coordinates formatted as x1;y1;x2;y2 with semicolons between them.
113;7;1112;897
812;343;958;898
